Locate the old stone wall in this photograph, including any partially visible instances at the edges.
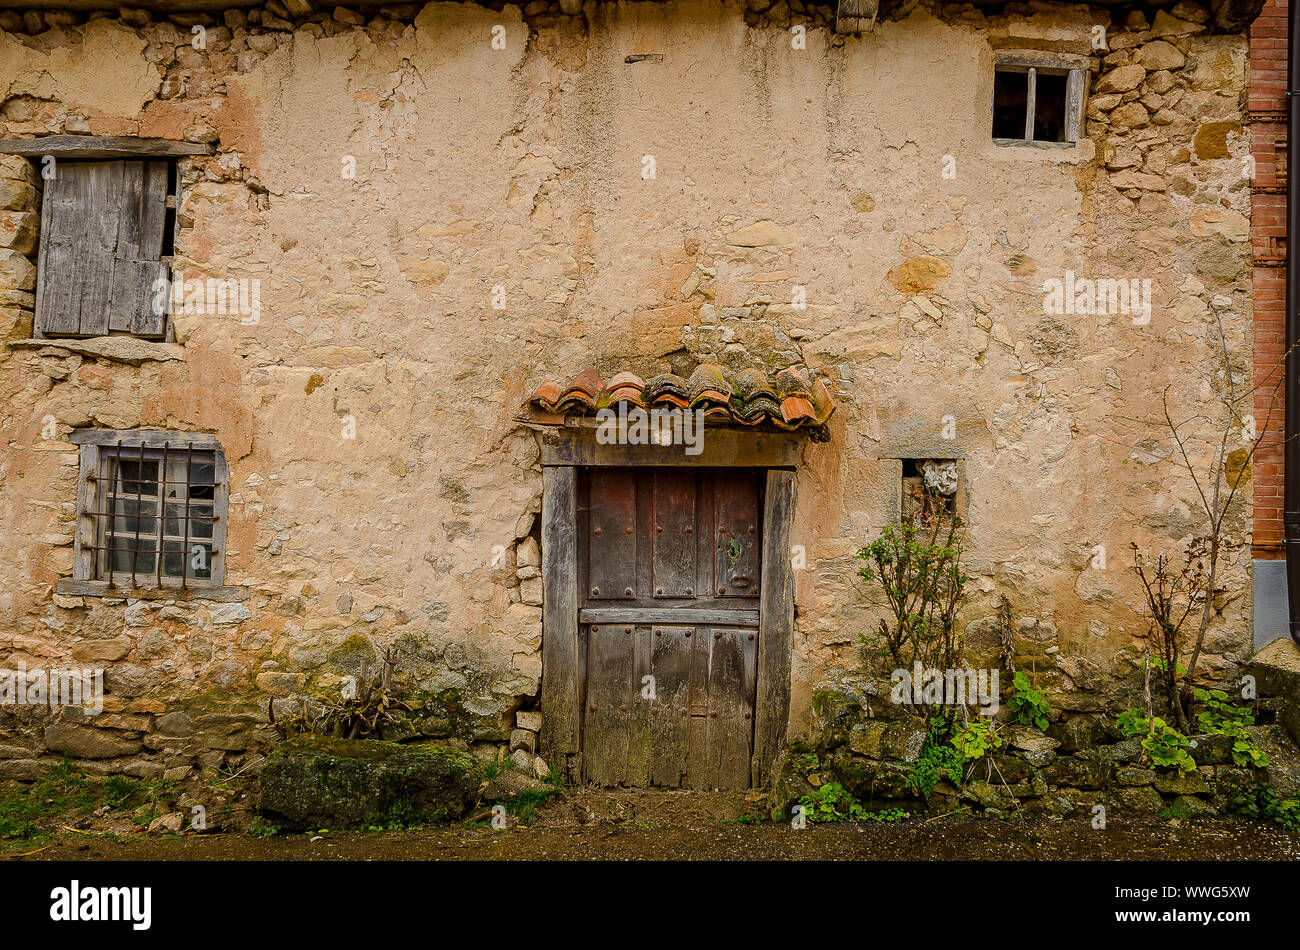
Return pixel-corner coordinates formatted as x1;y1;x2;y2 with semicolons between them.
0;0;1258;779
771;675;1300;821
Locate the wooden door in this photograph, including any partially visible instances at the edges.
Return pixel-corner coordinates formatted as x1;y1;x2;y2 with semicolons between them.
578;468;762;788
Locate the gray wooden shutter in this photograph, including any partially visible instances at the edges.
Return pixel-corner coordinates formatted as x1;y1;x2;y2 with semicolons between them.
36;159;169;338
1064;69;1085;144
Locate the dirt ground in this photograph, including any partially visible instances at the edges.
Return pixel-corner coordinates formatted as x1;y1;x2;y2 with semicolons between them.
5;787;1299;861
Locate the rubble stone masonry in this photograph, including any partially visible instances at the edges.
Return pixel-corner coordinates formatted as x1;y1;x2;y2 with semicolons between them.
0;0;1261;778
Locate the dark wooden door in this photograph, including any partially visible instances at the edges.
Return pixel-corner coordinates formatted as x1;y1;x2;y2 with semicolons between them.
578;468;762;788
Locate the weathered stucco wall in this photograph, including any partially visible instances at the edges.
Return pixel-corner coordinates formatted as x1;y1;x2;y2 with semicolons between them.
0;0;1257;778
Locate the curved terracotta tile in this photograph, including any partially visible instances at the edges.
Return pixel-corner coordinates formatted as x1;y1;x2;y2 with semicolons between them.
605;371;645;392
734;367;778;402
567;367;603;399
644;373;689;406
525;363;834;430
780;395;816;424
529;378;564;408
774;367;813;401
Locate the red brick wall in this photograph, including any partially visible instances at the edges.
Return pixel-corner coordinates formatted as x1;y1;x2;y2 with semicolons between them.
1252;0;1288;557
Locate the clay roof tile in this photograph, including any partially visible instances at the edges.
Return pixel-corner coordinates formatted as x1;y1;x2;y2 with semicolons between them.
522;364;835;433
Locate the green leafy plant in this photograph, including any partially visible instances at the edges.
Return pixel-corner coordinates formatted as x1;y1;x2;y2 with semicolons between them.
1144;722;1197;772
866;807;912;822
1230;737;1268;769
798;782;868;823
904;715;999;799
1193;688;1268;768
1260;788;1300;832
1225;786;1300;830
796;752;820;772
1227;788;1260;820
950;719;1003;762
1008;671;1051;730
855;493;969;714
905;746;960;801
247;819;281;838
1117;710;1196;772
795;786;915;824
1115;708;1148;737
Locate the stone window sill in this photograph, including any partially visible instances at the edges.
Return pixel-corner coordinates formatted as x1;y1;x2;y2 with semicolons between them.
987;138;1096;164
56;579;248;603
10;337;183;365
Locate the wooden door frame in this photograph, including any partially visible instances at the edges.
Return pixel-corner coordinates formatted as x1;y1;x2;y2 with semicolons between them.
537;424;799;786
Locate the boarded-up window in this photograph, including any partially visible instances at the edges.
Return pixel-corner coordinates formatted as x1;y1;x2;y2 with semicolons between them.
35;160;172;338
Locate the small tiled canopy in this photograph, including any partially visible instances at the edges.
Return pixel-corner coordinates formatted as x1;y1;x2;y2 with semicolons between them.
519;363;834;432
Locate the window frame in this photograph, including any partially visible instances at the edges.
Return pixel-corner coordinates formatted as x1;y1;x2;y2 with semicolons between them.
900;457;964;521
93;445;219;585
0;136;211;343
992;52;1089;148
61;429;237;599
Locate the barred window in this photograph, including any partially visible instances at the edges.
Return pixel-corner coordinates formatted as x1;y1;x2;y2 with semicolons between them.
96;445;217;582
66;430;230;592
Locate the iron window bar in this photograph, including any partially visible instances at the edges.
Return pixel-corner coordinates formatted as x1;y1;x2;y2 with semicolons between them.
86;441;220;589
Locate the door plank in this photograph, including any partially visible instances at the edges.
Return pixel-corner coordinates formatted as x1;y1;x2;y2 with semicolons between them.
684;627;711;787
74;161;124;336
647;625;691;787
36;163;99;336
713;469;761;597
587;469;637;600
112;258;169;337
753;469;795;786
540;467;580;779
701;627;757;789
37;243;82;336
651;469;697;598
583;622;635;786
112;160;169;336
623;624;653;786
580;607;759;625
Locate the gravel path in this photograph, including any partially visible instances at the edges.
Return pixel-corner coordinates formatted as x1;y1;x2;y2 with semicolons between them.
7;810;1298;862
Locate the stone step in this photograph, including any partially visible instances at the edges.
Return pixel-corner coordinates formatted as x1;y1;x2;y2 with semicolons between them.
1244;637;1300;746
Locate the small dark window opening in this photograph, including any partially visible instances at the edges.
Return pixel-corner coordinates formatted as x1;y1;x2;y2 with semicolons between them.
1034;72;1067;142
992;69;1029;139
901;458;958;519
993;64;1080;145
161;160;178;258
